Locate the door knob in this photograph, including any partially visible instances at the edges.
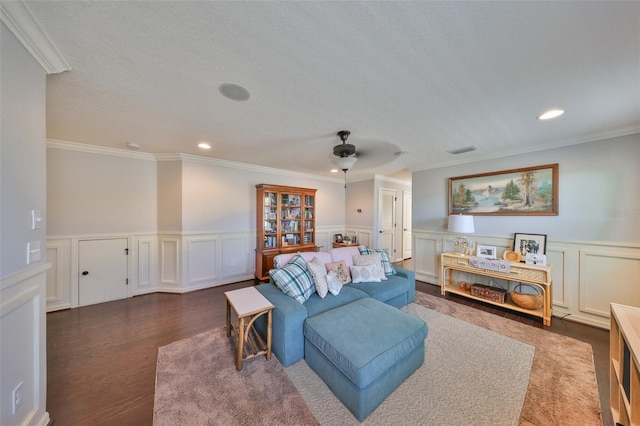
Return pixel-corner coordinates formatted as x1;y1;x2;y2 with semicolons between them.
379;230;383;233
82;271;89;276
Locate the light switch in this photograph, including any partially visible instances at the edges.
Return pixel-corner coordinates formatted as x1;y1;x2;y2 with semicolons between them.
27;240;41;263
31;209;42;230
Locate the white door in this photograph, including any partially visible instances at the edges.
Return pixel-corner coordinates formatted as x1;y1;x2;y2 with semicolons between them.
378;188;396;260
79;238;128;306
402;191;412;259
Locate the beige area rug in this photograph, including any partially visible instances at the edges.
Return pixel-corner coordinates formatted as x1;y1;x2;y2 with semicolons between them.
154;293;602;425
414;292;603;426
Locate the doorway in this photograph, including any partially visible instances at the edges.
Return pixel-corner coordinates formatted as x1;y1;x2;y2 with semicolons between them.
78;238;128;306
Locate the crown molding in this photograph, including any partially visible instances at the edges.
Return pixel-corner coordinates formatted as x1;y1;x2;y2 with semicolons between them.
158;153;343;184
47;139;343;184
47;139;156;161
411;128;640;172
373;174;412;186
1;0;70;74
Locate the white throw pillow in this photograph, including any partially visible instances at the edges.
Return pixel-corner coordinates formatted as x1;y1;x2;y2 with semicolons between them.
352;253;387;280
350;264;382;283
326;270;342;295
307;256;328;298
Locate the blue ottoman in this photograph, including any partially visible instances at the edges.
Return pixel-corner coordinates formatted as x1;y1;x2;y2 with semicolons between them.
303;298;428;421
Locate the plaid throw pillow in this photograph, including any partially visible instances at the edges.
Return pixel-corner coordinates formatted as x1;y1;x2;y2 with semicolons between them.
269;253;315;304
358;246;396;276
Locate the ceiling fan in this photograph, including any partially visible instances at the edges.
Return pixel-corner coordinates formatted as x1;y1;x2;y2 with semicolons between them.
332;130;358;172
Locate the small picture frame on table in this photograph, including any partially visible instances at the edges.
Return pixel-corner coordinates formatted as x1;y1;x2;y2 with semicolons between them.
476;245;497;259
334;234;343;243
513;233;547;263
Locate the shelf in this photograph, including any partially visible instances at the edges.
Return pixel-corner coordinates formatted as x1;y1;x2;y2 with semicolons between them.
443;283;544;317
255;184;317;281
440;252;552;326
610;303;640;426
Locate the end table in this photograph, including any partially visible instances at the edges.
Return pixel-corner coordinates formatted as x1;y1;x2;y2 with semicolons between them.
224;286;275;371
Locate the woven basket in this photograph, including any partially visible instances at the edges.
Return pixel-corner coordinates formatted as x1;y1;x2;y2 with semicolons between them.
510;284;543;310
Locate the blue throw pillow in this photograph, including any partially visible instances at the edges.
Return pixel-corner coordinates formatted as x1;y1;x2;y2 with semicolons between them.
269;253;315;303
358;246;396;276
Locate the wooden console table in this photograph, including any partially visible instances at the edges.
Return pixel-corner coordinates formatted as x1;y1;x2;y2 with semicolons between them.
440;253;552;326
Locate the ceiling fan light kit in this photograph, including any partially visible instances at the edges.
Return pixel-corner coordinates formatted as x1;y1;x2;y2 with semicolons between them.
332;130;358;188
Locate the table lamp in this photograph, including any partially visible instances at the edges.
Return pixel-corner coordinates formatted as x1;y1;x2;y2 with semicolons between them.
448;214;475;255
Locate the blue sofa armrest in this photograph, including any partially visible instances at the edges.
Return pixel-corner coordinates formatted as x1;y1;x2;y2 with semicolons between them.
255;282;309;367
394;266;416;302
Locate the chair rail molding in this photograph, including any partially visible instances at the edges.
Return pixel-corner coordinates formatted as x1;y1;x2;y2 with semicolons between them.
412;229;640;329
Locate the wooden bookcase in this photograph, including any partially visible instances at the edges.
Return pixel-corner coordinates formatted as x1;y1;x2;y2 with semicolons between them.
440;252;552;326
255;184;317;281
610;303;640;426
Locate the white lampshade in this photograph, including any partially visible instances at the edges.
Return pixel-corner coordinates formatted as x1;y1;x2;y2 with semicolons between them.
332;156;358;171
448;214;474;234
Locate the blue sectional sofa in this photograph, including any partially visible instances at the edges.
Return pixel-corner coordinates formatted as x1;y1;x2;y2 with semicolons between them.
255;246;416;367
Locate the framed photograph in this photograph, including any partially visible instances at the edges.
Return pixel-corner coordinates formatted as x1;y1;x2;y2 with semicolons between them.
476;245;497;259
448;164;558;216
513;233;547;260
334;233;343;243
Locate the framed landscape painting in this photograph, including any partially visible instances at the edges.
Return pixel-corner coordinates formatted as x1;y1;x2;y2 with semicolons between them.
448;164;558;216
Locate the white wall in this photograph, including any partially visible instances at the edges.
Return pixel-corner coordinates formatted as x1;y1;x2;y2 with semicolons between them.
47;146;158;236
0;21;50;426
413;134;640;242
46;146;347;300
412;133;640;328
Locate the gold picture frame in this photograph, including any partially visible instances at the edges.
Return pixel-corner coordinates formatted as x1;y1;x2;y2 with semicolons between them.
448;164;558;216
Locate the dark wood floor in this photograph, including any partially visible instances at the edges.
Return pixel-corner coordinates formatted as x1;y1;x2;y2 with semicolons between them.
47;269;612;425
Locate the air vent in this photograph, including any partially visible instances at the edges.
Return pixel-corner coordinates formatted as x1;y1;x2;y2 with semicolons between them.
447;145;479;155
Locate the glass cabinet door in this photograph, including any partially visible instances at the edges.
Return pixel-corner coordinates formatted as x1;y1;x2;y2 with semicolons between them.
263;192;277;249
303;195;314;244
281;193;301;246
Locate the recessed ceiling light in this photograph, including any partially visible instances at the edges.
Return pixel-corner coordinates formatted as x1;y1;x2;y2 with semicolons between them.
537;109;565;120
219;83;251;101
330;169;338;173
197;142;211;150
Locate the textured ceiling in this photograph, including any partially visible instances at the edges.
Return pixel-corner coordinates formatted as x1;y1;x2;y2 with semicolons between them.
25;1;640;182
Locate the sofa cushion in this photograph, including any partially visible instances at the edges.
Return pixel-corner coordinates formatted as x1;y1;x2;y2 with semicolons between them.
269;253;315;304
307;256;328;298
326;260;351;284
303;286;368;318
274;251;332;269
358;246;395;276
352;253;387;280
350;264;382;283
349;274;410;305
304;298;427;388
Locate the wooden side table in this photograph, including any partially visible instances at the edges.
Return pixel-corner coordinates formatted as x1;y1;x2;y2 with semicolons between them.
224;287;275;371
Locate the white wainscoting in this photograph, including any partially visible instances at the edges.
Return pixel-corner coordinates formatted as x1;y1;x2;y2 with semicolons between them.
46;239;71;311
1;264;50;426
344;226;373;248
413;230;640;329
46;226;356;311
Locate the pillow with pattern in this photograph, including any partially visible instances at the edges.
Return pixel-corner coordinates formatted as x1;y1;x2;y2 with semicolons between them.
269;253;315;304
352;253;387;280
350;264;382;283
325;260;351;284
358;246;396;276
307;256;328;298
